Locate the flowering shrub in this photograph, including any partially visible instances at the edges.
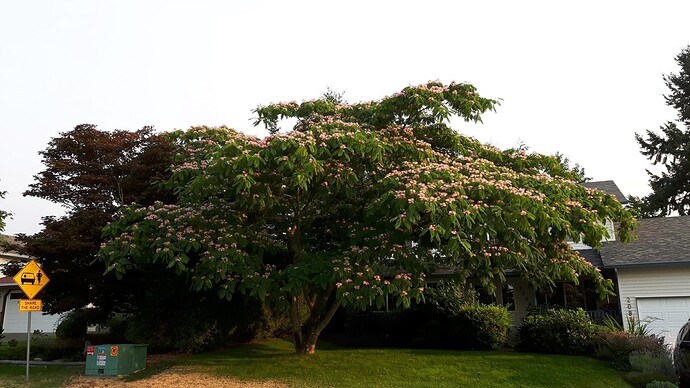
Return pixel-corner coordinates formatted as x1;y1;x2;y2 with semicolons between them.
595;330;667;371
518;307;597;355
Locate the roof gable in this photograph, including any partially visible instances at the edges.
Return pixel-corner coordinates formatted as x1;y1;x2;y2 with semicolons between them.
581;180;628;204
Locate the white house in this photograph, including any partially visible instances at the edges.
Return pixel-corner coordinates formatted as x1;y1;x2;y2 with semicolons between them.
487;181;627;326
492;211;690;347
0;235;64;339
601;215;690;347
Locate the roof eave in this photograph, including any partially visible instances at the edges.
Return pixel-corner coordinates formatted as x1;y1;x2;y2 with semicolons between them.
604;260;690;269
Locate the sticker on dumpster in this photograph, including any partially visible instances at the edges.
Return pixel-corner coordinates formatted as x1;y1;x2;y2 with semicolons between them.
96;349;107;366
110;346;119;357
86;346;94;355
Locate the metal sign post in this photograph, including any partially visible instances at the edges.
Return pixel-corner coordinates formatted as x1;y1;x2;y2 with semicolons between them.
12;260;50;382
26;311;31;381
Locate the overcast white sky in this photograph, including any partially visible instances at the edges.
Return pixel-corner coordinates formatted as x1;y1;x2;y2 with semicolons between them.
1;1;689;235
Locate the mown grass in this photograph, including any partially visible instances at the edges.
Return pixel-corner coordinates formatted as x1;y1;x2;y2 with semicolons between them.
0;338;632;387
0;364;82;388
179;338;632;387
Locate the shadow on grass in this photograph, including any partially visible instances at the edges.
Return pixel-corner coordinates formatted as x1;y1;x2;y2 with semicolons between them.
181;339;298;365
110;339;630;388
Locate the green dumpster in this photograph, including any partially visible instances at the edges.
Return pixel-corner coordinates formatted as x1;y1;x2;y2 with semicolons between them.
85;344;147;376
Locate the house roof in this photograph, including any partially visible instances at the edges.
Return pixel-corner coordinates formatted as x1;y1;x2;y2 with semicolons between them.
601;216;690;267
1;234;20;248
0;234;29;260
0;276;17;287
578;249;604;268
581;180;629;204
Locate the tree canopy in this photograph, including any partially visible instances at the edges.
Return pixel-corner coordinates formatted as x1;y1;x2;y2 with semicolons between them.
101;81;635;355
0;184;8;233
20;124;176;316
634;45;690;216
25;124;175;211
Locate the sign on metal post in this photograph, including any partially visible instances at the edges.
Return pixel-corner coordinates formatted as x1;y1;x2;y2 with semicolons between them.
13;260;50;381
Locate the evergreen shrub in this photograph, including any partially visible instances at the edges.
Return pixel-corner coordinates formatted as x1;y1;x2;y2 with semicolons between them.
448;304;511;350
518;307;597;355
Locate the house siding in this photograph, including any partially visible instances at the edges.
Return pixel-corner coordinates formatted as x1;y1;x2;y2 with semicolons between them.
0;289;64;335
498;277;534;326
616;265;690;330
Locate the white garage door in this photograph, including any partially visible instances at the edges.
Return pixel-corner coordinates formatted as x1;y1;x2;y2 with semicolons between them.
637;297;690;347
2;291;64;334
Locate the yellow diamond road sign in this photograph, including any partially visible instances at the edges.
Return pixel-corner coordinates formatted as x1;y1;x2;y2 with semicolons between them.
13;259;49;299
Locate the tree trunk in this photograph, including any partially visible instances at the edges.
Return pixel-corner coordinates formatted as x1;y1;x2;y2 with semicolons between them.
291;291;340;355
290;296;304;354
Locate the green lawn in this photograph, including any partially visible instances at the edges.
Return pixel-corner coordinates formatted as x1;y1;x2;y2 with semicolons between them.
178;339;631;388
0;339;632;387
0;364;82;388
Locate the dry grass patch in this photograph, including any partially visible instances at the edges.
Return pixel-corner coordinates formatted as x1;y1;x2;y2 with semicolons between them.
64;365;287;388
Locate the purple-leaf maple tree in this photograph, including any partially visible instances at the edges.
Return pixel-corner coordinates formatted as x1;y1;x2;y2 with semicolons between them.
101;81;636;355
21;124;176;317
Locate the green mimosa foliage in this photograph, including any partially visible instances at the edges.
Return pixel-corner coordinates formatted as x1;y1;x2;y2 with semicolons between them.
101;81;635;353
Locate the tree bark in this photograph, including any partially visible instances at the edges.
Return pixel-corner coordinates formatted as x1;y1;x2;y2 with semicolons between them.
290;295;303;354
292;290;340;355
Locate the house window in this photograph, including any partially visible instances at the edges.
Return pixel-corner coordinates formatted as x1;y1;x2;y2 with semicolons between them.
604;219;616;241
370;294;399;312
502;284;515;311
474;285;497;305
564;283;586;309
9;292;23;300
425;282;440;289
585;287;599;311
566;218;616;246
536;283;565;306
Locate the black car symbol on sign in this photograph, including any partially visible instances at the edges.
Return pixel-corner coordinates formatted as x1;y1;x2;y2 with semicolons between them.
21;273;35;285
